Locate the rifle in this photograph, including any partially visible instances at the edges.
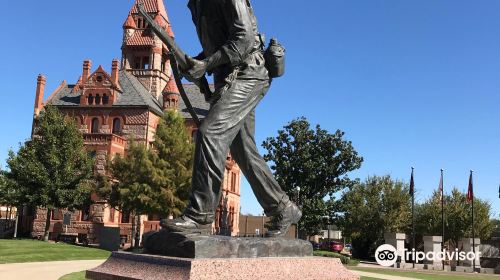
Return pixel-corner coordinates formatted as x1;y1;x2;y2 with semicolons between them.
137;4;212;126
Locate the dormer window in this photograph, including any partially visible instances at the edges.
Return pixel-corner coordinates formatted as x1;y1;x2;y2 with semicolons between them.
87;94;94;105
136;17;148;29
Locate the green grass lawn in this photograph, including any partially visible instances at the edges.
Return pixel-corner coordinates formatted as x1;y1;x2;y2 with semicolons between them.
313;249;360;266
59;271;86;280
350;267;500;280
0;239;110;264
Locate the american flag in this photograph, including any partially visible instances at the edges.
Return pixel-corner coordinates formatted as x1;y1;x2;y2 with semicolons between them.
466;172;474;203
410;168;415;196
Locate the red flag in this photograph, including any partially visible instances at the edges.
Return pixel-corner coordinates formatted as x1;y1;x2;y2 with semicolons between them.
466;171;474;203
410;168;415;196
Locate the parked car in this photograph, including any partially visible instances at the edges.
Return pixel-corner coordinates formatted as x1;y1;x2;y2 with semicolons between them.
321;241;344;253
309;241;321;250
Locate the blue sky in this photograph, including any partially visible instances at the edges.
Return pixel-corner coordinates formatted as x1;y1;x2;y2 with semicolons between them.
0;1;499;217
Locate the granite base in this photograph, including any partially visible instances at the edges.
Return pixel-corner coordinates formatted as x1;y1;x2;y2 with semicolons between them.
86;252;360;280
143;231;312;258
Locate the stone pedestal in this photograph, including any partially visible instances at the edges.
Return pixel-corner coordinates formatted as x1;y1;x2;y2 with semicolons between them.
458;238;481;270
86;252;360;280
143;230;312;259
99;226;120;251
423;236;442;270
384;233;406;265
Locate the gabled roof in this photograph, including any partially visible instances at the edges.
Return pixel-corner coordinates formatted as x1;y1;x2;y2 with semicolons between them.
48;70;162;115
87;65;120;90
130;0;169;23
47;71;211;119
178;84;212;120
123;13;137;29
127;0;174;37
117;71;162;114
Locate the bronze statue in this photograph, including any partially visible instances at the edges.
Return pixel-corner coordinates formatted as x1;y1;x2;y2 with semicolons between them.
138;0;300;238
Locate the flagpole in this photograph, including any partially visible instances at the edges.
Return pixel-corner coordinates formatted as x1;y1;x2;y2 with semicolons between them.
470;170;476;272
441;169;445;271
411;167;415;269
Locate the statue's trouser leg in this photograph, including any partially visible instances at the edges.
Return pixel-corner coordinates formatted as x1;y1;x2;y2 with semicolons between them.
230;110;290;217
184;78;290;224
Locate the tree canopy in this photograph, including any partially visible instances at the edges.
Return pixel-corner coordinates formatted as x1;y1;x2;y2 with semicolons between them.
338;175;411;259
99;109;193;217
262;117;363;236
6;105;94;240
416;187;493;247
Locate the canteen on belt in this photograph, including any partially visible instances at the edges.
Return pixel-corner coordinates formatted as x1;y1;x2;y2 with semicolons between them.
264;38;286;78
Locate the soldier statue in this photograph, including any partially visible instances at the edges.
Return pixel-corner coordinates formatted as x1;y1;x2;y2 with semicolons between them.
161;0;301;237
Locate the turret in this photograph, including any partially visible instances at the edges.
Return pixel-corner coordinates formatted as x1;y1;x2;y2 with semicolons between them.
162;75;180;111
122;0;173;102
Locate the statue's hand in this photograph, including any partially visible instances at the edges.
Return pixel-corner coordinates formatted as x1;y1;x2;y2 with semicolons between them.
184;56;207;81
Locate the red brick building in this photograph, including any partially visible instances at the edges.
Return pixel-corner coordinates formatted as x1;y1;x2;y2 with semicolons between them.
25;0;241;244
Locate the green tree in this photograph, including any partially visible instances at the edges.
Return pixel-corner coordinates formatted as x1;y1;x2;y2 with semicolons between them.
0;170;9;205
338;176;411;259
6;105;94;241
0;169;23;212
152;109;193;211
262;117;363;237
416;187;493;248
99;110;193;246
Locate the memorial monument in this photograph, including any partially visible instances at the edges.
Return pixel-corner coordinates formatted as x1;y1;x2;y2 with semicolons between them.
88;1;359;279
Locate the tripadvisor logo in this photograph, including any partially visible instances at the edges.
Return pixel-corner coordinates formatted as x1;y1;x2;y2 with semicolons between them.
375;244;481;267
375;244;398;267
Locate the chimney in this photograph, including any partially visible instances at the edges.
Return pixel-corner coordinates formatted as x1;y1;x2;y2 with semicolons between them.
34;74;46;116
82;60;92;84
111;59;119;86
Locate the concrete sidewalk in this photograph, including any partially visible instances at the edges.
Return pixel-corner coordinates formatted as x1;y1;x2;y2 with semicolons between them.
0;259;105;280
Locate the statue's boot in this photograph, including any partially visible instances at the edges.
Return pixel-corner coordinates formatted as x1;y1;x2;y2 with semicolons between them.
161;215;212;235
266;201;302;237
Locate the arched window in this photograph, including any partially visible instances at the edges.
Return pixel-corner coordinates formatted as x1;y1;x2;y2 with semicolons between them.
95;94;101;105
103;94;109;105
112;118;122;134
87;94;94;105
91;118;100;134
